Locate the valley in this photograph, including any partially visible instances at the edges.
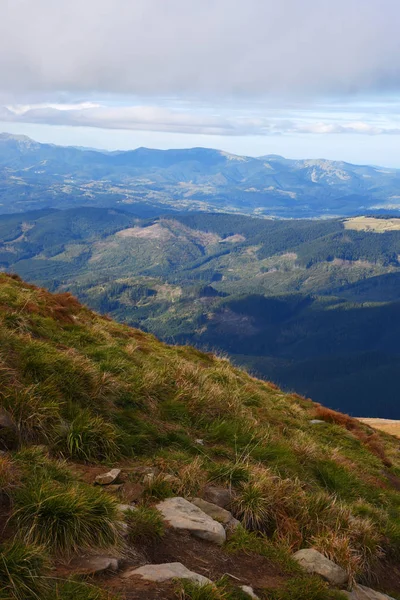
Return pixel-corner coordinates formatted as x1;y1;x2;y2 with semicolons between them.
2;207;400;417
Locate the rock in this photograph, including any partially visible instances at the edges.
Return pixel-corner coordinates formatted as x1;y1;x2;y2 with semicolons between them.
143;472;155;485
225;516;241;539
0;410;14;430
191;497;233;524
122;562;211;585
117;521;129;538
203;485;232;508
241;586;259;599
122;482;145;502
309;419;325;425
117;503;136;515
293;548;348;587
344;585;396;600
95;468;121;486
156;497;226;545
195;439;204;445
131;466;159;480
102;484;123;494
68;555;119;575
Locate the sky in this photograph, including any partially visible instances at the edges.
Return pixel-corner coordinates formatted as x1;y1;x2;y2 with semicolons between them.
1;0;400;166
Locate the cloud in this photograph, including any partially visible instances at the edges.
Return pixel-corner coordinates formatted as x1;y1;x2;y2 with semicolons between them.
0;0;400;100
2;103;400;136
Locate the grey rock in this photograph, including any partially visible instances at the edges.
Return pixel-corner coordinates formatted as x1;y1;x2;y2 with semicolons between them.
225;516;241;539
117;503;136;515
122;562;211;584
156;497;226;545
69;555;119;575
310;419;325;425
192;497;233;524
344;585;396;600
0;410;14;429
117;521;129;538
203;485;232;508
293;548;348;587
95;468;121;486
143;472;155;485
241;586;259;599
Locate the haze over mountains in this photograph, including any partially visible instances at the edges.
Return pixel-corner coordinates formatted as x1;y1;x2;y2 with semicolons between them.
2;133;400;218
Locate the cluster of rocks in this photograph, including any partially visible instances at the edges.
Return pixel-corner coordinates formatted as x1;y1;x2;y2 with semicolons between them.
293;548;395;600
76;467;395;600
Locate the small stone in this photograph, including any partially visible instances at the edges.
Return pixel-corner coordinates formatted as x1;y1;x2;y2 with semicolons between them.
192;497;233;524
143;472;155;485
0;410;14;430
122;562;211;585
203;485;232;508
225;516;241;539
156;497;226;545
122;482;145;502
195;439;204;445
118;504;136;515
293;548;348;587
69;556;119;575
131;466;159;477
102;484;123;494
95;468;121;486
241;586;259;599
343;585;397;600
117;521;129;538
309;419;325;425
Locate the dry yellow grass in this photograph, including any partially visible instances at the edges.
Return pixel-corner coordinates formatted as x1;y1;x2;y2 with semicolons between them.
344;216;400;233
358;418;400;438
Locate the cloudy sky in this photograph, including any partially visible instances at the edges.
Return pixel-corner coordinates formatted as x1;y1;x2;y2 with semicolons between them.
1;0;400;165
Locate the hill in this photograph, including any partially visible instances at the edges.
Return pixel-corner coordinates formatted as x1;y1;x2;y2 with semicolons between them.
2;208;400;417
2;133;400;218
2;272;400;599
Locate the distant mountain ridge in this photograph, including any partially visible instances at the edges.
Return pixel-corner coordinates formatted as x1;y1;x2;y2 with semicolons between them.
1;132;400;218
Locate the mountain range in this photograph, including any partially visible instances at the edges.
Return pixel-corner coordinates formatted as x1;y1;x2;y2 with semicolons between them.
1;132;400;218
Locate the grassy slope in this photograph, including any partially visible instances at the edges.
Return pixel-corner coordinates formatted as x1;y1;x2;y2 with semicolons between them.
1;273;400;598
3;210;400;416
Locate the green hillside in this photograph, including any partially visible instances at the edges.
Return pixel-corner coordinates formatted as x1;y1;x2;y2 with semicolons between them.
2;208;400;417
1;273;400;599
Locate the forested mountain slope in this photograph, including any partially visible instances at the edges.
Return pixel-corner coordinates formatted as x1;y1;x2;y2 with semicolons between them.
1;208;400;417
2;133;400;217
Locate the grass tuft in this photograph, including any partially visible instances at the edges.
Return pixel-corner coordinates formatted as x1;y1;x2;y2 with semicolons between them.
126;505;165;545
13;480;120;555
0;540;50;600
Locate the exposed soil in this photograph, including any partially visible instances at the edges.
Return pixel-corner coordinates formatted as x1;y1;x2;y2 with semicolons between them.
99;528;285;599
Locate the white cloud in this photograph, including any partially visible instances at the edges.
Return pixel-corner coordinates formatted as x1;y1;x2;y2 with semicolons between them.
1;102;400;137
0;0;400;101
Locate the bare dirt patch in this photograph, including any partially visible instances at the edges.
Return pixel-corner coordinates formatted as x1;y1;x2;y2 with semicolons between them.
101;528;285;599
116;224;174;241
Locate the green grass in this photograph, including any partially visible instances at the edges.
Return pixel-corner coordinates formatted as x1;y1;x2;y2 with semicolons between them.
0;540;50;600
54;579;117;600
13;480;120;554
176;579;251;600
2;273;400;596
59;409;121;462
125;505;165;545
266;576;349;600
